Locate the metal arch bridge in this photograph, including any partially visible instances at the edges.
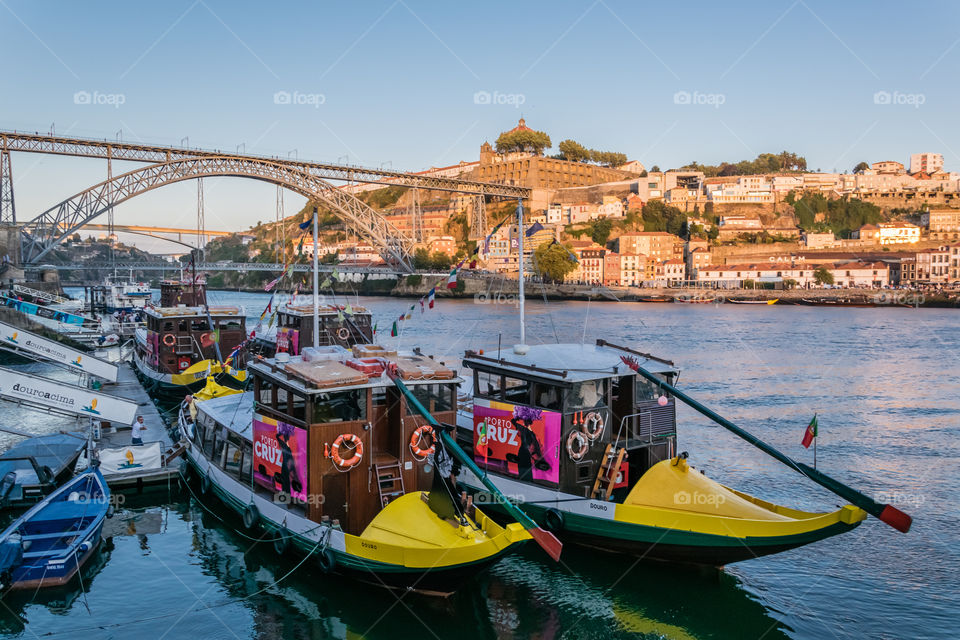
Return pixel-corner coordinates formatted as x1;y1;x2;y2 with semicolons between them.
0;130;530;271
0;130;528;197
18;156;421;269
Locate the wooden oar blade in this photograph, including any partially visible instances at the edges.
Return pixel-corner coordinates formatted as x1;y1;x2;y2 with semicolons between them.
528;527;563;562
879;504;912;533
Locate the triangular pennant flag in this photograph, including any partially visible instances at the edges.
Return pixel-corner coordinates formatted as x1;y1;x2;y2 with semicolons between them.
344;303;354;315
525;221;544;237
321;277;332;288
419;298;425;313
391;320;399;337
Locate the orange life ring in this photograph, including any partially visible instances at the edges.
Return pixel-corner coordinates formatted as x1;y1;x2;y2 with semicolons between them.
330;433;363;470
162;333;176;347
409;425;436;459
582;411;604;442
566;430;588;461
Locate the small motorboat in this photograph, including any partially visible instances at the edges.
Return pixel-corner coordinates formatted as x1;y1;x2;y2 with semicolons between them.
0;467;110;590
0;432;88;509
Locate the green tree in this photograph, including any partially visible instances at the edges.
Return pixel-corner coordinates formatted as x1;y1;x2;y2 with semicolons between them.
650;165;661;173
853;161;870;174
533;242;577;283
412;248;432;270
558;139;590;162
589;218;614;246
814;267;834;285
495;129;552;155
590;150;627;167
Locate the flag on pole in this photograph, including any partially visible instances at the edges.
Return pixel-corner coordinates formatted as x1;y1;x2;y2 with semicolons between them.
525;221;544;237
801;414;818;449
428;288;436;308
446;268;458;289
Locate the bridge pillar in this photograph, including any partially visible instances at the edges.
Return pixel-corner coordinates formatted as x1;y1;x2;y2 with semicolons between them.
1;148;15;224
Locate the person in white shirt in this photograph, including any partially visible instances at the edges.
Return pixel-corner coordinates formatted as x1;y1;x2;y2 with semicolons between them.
132;415;148;446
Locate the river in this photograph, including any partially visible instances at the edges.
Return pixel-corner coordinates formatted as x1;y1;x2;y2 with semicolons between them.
0;289;954;639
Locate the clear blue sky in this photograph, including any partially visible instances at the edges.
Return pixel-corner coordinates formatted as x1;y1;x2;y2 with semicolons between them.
2;1;958;249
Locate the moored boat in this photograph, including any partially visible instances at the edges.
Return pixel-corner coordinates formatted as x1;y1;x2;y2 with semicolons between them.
727;298;779;305
177;345;530;595
447;340;911;566
253;303;373;358
0;467;110;590
133;304;247;394
0;433;88;509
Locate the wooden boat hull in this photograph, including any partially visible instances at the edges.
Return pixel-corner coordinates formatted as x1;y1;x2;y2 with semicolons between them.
133;350;246;396
455;465;865;567
182;443;528;596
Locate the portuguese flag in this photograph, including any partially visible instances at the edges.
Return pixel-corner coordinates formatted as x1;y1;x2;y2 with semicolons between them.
801;414;818;449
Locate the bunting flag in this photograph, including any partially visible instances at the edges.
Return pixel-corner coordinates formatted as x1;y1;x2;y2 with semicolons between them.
419;298;425;313
390;320;399;337
297;236;305;256
321;277;332;288
344;303;354;315
525;221;544;237
337;310;344;322
428;288;436;309
446;269;458;289
299;214;313;230
372;322;378;335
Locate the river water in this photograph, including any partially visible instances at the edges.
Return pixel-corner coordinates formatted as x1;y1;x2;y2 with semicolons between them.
0;289;954;639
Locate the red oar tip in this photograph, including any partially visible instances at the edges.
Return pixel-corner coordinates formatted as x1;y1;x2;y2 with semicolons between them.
529;527;563;562
879;504;912;533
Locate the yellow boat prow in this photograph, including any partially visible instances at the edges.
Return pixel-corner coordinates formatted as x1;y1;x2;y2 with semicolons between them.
193;376;244;401
625;457;791;520
348;492;529;569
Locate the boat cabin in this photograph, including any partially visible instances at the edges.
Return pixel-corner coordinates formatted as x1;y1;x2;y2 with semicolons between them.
459;340;679;502
137;306;246;375
159;280;207;307
195;347;458;536
257;304;374;357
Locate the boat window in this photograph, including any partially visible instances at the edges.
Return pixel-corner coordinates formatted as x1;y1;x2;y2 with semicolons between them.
567;379;607;411
276;387;289;415
222;436;242;478
200;422;215;457
503;377;531;404
408;384;454;414
213;425;227;462
256;378;275;408
476;370;503;399
163;321;174;332
371;387;388;407
191;320;210;331
219;319;242;330
289;392;307;422
178;320;189;332
533;383;562;411
312;389;366;423
239;442;252;483
635;376;661;402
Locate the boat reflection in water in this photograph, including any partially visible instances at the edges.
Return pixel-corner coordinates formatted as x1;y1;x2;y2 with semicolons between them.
186;501;790;640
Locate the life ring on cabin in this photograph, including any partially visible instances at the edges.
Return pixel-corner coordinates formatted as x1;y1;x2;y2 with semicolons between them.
336;327;350;341
318;547;337;573
582;411;604;442
330;433;363;470
162;333;176;347
273;527;290;555
242;503;260;530
566;430;588;462
409;425;436;460
544;508;565;532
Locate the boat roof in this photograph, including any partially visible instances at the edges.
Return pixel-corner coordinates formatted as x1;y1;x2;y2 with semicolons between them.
0;432;87;474
200;392;255;440
143;305;244;319
251;352;461;396
462;343;677;383
280;304;371;317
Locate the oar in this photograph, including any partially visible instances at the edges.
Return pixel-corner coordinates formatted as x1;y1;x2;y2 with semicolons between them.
620;356;912;533
388;372;563;561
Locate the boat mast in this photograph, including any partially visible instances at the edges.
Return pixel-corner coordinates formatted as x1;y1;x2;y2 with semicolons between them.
514;199;528;355
311;206;320;348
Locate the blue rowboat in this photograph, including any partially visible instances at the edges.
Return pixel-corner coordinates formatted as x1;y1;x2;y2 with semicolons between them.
0;467;110;591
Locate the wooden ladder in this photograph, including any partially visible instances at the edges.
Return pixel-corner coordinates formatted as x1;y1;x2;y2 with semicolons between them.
590;444;627;501
162;438;189;466
374;462;406;508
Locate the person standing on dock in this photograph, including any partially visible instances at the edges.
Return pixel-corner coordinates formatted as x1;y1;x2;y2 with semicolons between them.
132;415;147;446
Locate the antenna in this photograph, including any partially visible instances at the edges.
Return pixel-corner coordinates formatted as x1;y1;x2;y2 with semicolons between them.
514;199;528;355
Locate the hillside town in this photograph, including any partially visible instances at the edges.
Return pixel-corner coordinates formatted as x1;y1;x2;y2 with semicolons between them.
209;119;960;291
